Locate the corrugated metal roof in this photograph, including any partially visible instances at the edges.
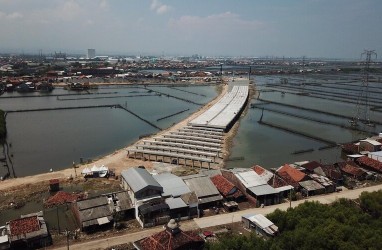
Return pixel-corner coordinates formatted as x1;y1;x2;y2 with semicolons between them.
165;197;188;209
183;176;220;198
79;204;112;223
274;185;294;192
153;173;190;198
243;214;274;229
299;180;325;191
77;196;108;211
198;195;223;204
248;184;279;196
234;170;267;188
121;167;162;193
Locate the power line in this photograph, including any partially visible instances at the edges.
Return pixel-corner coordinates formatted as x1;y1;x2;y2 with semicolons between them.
350;50;377;127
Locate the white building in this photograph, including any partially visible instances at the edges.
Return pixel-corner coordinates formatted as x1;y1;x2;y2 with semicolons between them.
87;49;96;59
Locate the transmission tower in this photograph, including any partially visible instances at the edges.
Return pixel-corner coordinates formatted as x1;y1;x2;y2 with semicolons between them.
350;50;377;127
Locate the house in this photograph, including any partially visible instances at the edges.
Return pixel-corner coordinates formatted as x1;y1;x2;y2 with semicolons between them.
359;139;382;152
301;161;323;174
222;168;281;207
153;173;190;198
337;161;368;180
242;214;278;237
6;211;51;249
121;167;167;228
153;173;196;220
180;192;199;218
71;196;114;231
133;219;204;250
0;226;9;250
210;175;244;201
182;174;223;209
299;180;325;196
121;167;163;203
321;164;343;185
356;156;382;174
276;164;309;189
309;174;336;193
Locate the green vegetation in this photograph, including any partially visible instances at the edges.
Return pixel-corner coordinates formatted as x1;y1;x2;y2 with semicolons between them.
0;110;6;140
205;190;382;250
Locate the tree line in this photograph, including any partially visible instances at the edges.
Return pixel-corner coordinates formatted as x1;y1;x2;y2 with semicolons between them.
205;190;382;250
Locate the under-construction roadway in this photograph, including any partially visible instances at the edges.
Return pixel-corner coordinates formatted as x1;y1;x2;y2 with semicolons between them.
126;80;249;169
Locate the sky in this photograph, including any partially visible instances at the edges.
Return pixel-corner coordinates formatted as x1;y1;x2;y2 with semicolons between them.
0;0;381;58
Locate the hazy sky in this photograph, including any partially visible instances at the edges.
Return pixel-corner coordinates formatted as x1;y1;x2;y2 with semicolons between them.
0;0;381;58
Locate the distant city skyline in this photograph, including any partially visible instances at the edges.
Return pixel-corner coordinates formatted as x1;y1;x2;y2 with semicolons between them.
0;0;381;59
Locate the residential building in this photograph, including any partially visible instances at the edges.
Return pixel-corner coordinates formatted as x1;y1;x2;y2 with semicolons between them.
120;167;166;227
222;168;282;207
337;161;368;180
242;214;278;238
210;174;244;201
182;174;223;209
299;180;325;196
276;164;309;189
133;219;204;250
6;211;51;249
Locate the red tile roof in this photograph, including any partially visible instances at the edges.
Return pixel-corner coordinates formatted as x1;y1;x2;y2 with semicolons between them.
44;191;82;208
341;143;359;154
252;165;265;175
210;175;244;198
356;156;382;173
138;229;204;250
49;179;59;185
338;161;366;177
302;161;323;172
322;165;343;181
210;175;235;197
9;216;40;236
278;164;307;182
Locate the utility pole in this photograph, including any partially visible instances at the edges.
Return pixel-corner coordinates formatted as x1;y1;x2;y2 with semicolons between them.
66;229;70;250
351;50;377;127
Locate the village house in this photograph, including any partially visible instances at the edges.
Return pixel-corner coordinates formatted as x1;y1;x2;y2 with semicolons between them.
182;174;223;209
6;211;51;249
321;164;344;185
153;173;197;220
71;192;132;231
337;161;368;181
359;139;382;153
309;174;336;193
120;167;167;227
71;196;113;231
210;174;244;201
276;164;309;190
299;180;326;197
133;219;204;250
356;156;382;174
221;168;282;207
242;214;279;238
